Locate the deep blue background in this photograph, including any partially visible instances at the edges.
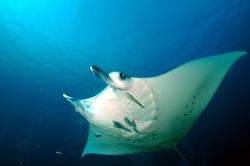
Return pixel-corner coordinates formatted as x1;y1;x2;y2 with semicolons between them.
0;0;249;165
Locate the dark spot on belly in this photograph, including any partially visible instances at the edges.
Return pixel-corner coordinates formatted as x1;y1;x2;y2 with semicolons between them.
94;133;102;137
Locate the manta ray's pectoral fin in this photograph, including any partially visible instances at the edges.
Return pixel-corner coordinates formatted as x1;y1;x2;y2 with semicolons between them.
125;92;145;109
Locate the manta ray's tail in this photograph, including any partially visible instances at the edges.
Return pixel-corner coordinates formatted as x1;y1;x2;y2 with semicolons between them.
173;146;191;166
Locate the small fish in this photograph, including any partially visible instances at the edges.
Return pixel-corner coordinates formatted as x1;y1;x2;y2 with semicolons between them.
56;151;63;156
125;92;144;109
113;121;131;132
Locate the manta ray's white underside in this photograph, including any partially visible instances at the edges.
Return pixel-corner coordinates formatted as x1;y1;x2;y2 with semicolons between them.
63;51;246;157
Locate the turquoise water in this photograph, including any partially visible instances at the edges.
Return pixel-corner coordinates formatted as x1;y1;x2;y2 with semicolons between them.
0;0;249;165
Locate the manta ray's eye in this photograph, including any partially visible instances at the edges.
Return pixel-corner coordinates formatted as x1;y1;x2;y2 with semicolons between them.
119;72;127;80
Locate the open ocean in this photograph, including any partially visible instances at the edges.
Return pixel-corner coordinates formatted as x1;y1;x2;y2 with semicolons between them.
0;0;249;166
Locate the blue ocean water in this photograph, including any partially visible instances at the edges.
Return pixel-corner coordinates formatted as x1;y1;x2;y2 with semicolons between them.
0;0;249;165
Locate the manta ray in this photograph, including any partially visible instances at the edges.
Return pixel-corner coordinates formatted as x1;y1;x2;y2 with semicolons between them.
63;51;246;158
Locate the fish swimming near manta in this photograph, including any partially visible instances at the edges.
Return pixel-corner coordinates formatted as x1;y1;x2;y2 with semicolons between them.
63;51;247;159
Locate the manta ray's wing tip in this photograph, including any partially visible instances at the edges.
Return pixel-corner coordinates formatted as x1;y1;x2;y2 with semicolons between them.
232;50;248;56
224;50;248;61
237;50;248;55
